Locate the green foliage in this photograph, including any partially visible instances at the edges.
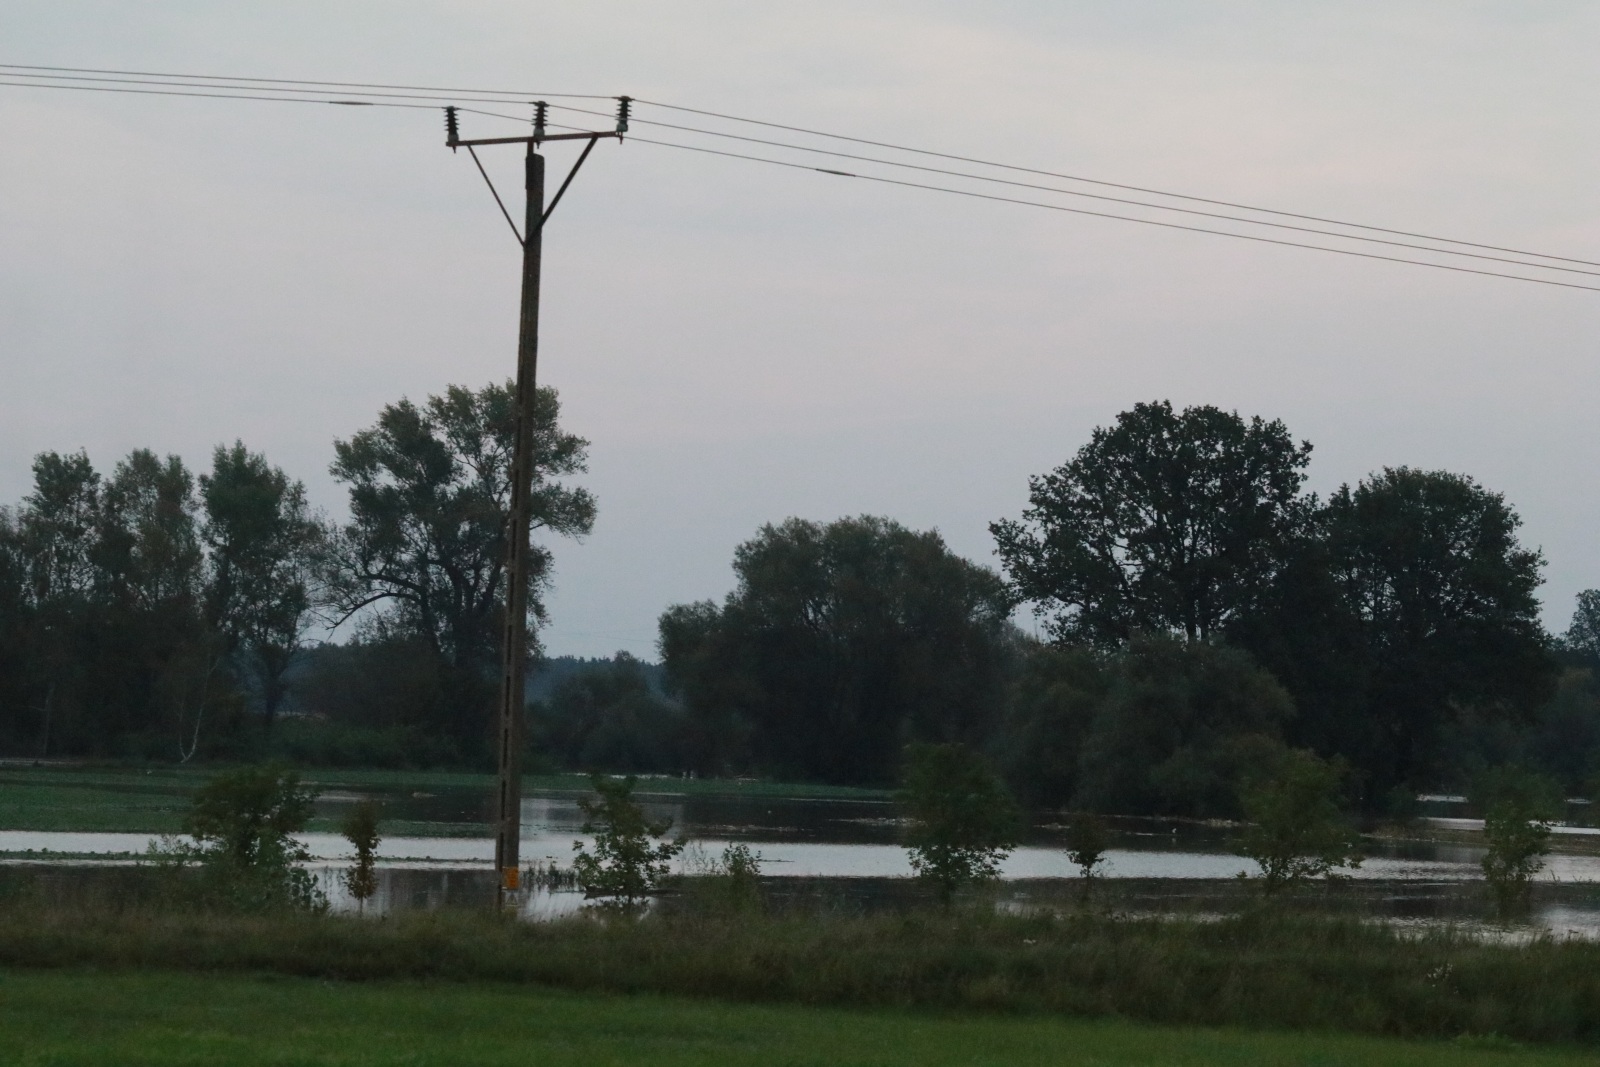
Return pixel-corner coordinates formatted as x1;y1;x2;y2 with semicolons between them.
1235;749;1362;894
529;652;689;774
200;441;327;731
1561;589;1600;667
1319;468;1554;794
1475;767;1557;919
340;798;381;908
149;763;325;912
898;742;1020;898
322;381;595;757
683;841;765;915
14;902;1600;1049
661;516;1016;785
571;774;684;910
1003;636;1292;817
992;400;1313;646
1064;812;1111;892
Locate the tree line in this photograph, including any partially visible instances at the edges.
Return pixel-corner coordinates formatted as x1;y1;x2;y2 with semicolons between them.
5;389;1598;815
0;381;591;764
575;401;1597;813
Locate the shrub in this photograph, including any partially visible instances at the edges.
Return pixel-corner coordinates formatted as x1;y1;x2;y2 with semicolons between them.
1064;812;1110;897
1476;767;1557;919
1235;749;1362;894
340;799;381;911
571;775;683;911
148;763;325;912
899;742;1021;900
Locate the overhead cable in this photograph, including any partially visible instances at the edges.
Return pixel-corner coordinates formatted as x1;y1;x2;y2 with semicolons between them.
632;98;1600;270
539;102;1600;278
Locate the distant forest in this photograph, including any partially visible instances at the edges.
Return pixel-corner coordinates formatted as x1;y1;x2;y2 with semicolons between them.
3;385;1598;816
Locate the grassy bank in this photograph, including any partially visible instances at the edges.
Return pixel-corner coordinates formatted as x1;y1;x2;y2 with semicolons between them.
0;764;887;835
2;893;1599;1046
2;968;1590;1067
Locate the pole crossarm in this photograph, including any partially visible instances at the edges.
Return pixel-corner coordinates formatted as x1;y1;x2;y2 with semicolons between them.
451;129;620;147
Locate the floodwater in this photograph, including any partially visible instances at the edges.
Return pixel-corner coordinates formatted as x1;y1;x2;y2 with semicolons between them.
7;783;1600;934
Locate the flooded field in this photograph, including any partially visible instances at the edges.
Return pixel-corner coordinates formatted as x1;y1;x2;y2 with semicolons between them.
7;780;1600;935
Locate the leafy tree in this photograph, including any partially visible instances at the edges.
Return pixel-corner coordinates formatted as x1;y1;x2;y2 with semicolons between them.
341;798;382;911
994;642;1108;808
323;381;594;752
1072;636;1294;817
992;401;1312;646
571;775;683;911
200;442;327;733
84;450;218;758
1321;468;1554;794
1064;812;1111;897
1562;590;1600;667
660;516;1015;785
1235;749;1363;895
898;742;1021;900
530;652;688;774
153;763;324;911
1475;767;1557;919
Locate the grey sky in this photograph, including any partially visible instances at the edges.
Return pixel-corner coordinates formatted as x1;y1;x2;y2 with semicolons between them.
2;2;1597;658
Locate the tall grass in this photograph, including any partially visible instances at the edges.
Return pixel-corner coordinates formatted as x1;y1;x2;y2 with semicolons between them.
1;878;1598;1045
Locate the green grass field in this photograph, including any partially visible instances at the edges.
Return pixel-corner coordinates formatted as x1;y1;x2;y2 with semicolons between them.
0;969;1588;1067
0;764;887;836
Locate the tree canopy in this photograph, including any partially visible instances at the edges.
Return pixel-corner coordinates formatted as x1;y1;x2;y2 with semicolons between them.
660;516;1015;785
324;380;594;673
992;401;1312;646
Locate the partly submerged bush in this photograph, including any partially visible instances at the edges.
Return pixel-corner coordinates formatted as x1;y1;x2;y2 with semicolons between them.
147;763;326;912
899;742;1020;900
1234;749;1362;895
1476;767;1557;919
340;798;381;911
571;775;683;911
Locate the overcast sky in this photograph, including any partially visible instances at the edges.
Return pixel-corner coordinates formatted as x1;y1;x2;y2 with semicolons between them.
2;2;1598;658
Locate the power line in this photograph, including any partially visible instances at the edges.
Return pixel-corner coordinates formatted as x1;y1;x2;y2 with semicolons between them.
632;98;1600;270
610;131;1600;294
539;101;1600;279
4;65;1597;292
0;62;611;99
0;69;546;108
7;63;1593;272
0;75;438;110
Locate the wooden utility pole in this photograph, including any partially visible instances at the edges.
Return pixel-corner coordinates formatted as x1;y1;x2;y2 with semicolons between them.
445;99;628;907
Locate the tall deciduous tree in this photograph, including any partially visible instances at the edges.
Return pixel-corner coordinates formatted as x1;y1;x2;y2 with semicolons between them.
660;516;1015;785
200;442;328;732
5;451;102;754
95;450;213;757
992;401;1313;646
1320;467;1553;792
323;381;594;749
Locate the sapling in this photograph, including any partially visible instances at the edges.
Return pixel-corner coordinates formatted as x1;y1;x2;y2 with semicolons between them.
898;742;1021;902
571;775;683;912
1064;812;1110;899
341;799;381;913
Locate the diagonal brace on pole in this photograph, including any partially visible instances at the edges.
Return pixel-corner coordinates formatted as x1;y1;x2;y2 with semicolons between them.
467;145;524;245
542;136;600;226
